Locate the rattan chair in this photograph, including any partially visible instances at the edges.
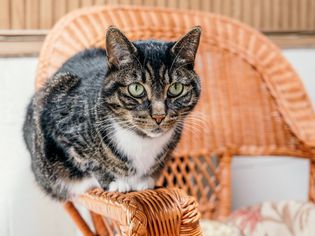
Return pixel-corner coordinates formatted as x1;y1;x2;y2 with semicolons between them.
35;5;315;236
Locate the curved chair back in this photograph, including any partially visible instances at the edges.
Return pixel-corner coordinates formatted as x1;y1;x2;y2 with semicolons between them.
36;6;315;219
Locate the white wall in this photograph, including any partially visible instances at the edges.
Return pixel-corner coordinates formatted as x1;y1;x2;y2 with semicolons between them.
0;58;77;236
0;49;314;235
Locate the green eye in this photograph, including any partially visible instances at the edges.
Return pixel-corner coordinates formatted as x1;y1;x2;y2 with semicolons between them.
168;82;184;97
128;83;145;98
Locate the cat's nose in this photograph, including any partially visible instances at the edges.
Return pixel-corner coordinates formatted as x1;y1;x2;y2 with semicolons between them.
152;114;166;125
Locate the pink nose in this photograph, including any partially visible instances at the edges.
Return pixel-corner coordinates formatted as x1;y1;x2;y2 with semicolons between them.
152;114;166;125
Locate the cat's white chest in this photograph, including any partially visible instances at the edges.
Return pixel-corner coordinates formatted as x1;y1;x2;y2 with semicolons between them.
113;123;173;176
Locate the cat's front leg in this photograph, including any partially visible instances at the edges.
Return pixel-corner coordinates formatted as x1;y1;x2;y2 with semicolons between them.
131;176;155;191
107;176;155;192
94;170;116;191
108;178;131;192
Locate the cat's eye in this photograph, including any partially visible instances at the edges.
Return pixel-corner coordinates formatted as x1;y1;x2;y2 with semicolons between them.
128;83;145;98
168;82;184;97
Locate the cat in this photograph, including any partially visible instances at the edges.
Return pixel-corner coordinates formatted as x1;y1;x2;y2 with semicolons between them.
23;26;201;201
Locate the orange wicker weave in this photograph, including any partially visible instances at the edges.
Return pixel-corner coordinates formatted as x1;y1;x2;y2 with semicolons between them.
35;5;315;236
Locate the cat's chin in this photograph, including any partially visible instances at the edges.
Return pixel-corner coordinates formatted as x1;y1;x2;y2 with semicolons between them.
144;127;174;138
146;132;164;138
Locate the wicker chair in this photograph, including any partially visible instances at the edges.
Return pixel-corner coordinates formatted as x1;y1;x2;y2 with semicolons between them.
35;5;315;236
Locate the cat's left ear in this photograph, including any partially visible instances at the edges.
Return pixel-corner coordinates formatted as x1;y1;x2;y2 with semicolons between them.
106;26;137;68
171;26;201;66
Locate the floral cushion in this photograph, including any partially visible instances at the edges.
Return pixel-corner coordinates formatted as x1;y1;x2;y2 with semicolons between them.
227;201;315;236
200;219;243;236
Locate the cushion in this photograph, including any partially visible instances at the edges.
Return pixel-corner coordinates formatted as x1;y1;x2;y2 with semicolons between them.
200;219;242;236
227;201;315;236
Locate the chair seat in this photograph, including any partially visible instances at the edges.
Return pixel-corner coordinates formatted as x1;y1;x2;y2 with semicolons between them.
201;200;315;235
200;220;242;236
227;200;315;236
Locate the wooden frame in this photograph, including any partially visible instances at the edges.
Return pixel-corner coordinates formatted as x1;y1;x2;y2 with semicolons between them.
1;31;314;57
0;30;46;56
1;0;315;56
1;0;315;33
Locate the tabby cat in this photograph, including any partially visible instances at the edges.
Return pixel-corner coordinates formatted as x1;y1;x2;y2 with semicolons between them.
23;26;201;201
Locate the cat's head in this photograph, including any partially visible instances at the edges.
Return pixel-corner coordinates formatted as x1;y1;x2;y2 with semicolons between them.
102;26;201;138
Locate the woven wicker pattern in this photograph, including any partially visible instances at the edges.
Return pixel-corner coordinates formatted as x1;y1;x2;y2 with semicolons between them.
35;5;315;235
157;155;220;216
156;153;232;219
73;188;201;236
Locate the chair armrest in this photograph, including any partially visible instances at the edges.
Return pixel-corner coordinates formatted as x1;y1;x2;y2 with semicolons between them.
286;111;315;152
73;187;201;236
298;115;315;150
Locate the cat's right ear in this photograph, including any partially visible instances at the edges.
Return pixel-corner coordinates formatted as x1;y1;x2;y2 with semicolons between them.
106;26;137;69
171;26;201;66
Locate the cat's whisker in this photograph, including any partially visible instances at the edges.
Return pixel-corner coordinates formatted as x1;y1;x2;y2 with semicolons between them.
184;120;207;126
132;54;144;72
176;119;205;135
184;119;209;129
182;113;210;125
170;44;187;72
184;115;208;123
183;125;205;135
173;62;195;73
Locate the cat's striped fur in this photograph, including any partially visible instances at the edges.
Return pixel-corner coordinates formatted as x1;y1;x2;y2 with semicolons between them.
23;26;201;201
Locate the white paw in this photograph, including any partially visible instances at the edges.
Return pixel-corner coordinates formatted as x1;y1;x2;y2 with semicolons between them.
134;177;155;191
108;179;131;192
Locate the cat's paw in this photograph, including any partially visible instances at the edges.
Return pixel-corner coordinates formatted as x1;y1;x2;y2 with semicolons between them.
134;177;155;191
108;179;131;192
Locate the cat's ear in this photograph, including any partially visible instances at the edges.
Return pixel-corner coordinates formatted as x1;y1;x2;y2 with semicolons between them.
171;26;201;66
106;26;137;68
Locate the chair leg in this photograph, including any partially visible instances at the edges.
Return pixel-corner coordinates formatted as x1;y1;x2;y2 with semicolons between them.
64;201;95;236
90;211;113;236
217;150;232;220
309;160;315;202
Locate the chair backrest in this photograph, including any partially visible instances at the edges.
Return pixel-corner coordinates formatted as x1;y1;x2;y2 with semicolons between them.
36;6;315;219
